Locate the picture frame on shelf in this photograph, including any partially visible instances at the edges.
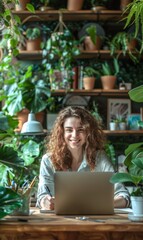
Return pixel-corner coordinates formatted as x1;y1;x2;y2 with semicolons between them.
107;98;131;129
127;114;141;130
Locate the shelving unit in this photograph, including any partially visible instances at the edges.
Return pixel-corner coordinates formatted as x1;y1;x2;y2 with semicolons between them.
12;8;143;143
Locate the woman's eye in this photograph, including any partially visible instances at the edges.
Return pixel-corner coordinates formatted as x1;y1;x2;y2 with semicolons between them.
65;129;72;133
78;128;84;132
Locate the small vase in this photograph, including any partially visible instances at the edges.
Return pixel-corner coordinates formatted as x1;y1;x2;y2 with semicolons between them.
109;122;118;131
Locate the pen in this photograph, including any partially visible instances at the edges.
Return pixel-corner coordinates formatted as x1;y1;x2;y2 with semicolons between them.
45;185;52;197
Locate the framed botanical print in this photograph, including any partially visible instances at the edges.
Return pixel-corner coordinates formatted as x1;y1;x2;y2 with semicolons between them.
107;98;131;129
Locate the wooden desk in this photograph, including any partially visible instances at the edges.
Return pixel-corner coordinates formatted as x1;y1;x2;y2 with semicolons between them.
0;208;143;240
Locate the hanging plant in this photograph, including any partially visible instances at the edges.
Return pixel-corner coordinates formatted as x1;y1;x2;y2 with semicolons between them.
42;11;81;89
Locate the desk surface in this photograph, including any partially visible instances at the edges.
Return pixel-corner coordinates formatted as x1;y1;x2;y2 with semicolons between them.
0;208;143;240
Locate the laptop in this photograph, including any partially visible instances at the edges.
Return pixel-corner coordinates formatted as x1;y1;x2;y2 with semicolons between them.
54;171;114;215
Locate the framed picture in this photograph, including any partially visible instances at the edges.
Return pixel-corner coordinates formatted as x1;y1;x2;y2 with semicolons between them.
127;114;141;130
107;98;131;129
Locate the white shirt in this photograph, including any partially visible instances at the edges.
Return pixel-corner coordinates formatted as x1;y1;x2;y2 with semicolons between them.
36;150;130;207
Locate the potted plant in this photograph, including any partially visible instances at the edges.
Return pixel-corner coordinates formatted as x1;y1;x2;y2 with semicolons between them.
80;24;105;51
83;66;100;90
25;27;42;51
100;58;120;89
0;57;51;130
110;84;143;216
123;0;143;53
42;27;80;90
0;114;45;216
110;142;143;216
110;31;140;63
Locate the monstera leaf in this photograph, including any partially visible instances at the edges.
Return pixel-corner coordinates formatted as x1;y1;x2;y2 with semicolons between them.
0;186;22;219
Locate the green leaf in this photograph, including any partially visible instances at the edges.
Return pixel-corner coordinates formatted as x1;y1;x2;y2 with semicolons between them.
26;4;35;13
128;85;143;102
0;186;22;219
110;172;142;186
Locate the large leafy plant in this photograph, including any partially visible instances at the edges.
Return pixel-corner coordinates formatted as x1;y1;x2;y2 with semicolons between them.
110;142;143;196
0;114;44;192
110;84;143;196
0;57;51;115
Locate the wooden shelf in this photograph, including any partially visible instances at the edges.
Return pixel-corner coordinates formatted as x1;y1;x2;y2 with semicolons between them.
51;89;129;97
104;130;143;136
12;10;124;22
17;50;133;60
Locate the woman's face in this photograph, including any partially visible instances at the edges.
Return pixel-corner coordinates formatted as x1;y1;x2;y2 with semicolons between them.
63;117;86;150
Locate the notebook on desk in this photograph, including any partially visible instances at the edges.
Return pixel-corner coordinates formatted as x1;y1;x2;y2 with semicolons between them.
54;171;114;215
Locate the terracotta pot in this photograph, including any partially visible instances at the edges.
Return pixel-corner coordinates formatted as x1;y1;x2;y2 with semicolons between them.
15;0;30;11
101;76;116;90
26;38;41;51
127;39;137;51
120;0;132;11
83;77;95;90
84;36;102;51
17;109;45;131
67;0;84;11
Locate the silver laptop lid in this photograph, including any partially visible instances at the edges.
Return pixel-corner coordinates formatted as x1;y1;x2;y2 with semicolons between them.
54;171;114;215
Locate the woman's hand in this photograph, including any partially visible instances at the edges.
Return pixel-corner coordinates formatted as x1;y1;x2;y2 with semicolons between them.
41;195;55;210
114;196;127;208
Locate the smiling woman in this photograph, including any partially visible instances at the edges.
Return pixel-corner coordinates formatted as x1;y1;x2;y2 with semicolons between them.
36;106;130;211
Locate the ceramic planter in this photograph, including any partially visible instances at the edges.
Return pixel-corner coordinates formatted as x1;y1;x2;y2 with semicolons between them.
109;122;118;131
119;122;126;130
131;196;143;216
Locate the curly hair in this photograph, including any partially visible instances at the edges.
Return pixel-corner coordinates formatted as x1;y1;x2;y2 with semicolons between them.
46;106;106;170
